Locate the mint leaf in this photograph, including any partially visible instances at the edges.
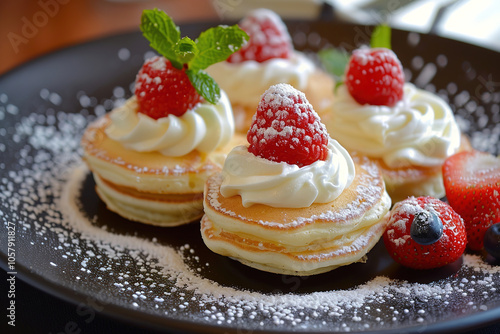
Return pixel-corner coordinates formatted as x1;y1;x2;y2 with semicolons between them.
175;37;198;64
370;24;391;49
334;81;344;94
188;25;249;71
318;48;349;80
187;70;220;104
140;9;182;68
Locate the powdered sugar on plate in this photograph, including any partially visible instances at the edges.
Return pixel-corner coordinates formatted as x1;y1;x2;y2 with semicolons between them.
1;95;500;333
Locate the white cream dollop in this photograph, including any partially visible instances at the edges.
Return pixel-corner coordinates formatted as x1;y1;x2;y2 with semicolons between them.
326;83;461;168
220;140;355;208
105;91;234;157
206;52;316;107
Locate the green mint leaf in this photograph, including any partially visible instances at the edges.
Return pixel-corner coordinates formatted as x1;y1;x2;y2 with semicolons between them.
187;70;220;104
188;24;249;71
370;24;391;49
334;81;344;94
140;9;182;68
175;37;198;64
318;48;350;80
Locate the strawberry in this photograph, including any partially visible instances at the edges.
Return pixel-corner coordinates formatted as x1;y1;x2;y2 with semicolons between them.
345;47;405;107
134;56;202;119
383;196;467;269
442;150;500;250
227;8;292;63
247;83;329;167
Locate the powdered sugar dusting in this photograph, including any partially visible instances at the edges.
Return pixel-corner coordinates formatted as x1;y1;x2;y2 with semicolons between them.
1;101;499;332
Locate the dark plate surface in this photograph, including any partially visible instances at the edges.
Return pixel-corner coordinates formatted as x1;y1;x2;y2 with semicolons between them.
1;21;500;334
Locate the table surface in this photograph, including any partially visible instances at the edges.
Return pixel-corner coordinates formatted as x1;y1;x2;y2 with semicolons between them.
1;1;500;333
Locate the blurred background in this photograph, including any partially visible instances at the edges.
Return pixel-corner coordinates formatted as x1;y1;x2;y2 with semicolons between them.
1;0;500;75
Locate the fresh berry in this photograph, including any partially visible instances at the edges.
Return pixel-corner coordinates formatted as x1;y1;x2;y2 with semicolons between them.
227;8;292;63
383;196;467;270
345;47;405;106
134;56;202;119
247;83;329;167
443;150;500;250
484;223;500;259
410;210;443;245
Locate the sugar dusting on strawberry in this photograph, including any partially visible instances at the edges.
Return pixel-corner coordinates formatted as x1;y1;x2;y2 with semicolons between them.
443;150;500;250
134;56;202;119
383;196;466;270
247;83;329;167
227;8;292;63
345;47;405;107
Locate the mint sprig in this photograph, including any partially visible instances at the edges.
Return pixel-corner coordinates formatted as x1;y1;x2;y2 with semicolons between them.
140;9;249;104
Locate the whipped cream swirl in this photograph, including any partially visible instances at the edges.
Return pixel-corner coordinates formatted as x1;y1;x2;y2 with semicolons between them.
326;83;461;168
105;91;234;156
220;140;355;208
206;52;316;107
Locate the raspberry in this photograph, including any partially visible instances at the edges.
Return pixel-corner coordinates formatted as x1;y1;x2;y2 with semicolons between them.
227;9;292;63
383;196;467;270
134;56;202;119
345;47;404;107
247;83;329;167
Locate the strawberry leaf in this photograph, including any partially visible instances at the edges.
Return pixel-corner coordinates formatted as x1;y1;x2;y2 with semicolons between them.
371;24;391;49
140;9;182;69
187;70;220;104
189;25;249;71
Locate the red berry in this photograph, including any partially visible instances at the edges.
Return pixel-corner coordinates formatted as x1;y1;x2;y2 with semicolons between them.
345;47;405;107
442;150;500;250
134;56;202;119
247;83;329;167
383;196;467;270
227;9;292;63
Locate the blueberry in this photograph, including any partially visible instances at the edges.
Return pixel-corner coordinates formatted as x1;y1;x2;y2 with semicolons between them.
484;223;500;259
410;210;443;245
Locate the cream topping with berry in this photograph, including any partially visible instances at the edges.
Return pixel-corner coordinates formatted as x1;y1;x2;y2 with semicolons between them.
105;91;234;157
327;83;461;168
220;139;355;208
206;52;316;107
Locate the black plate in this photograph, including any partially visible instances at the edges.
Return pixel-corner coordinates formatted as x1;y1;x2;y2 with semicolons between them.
1;21;500;334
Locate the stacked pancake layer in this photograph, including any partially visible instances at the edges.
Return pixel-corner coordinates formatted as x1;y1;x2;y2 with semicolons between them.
82;116;244;226
202;155;391;276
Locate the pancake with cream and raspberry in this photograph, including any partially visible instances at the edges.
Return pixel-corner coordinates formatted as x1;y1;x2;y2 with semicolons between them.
324;42;471;202
81;10;248;226
201;84;391;276
206;8;335;133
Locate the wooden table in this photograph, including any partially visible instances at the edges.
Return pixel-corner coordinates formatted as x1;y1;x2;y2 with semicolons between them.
0;0;219;75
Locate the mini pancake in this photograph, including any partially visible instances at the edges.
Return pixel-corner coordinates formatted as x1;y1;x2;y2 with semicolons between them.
81;115;246;226
371;134;472;202
201;155;391;276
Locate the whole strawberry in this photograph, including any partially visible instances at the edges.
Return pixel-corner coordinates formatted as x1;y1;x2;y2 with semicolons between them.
227;8;292;63
383;196;467;269
345;47;405;106
135;56;202;118
247;83;329;167
442;150;500;250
